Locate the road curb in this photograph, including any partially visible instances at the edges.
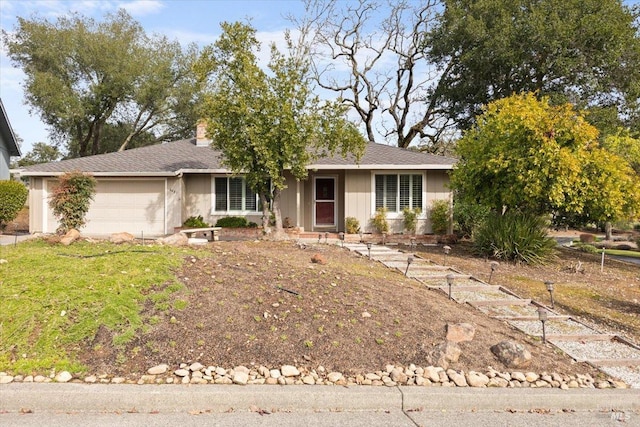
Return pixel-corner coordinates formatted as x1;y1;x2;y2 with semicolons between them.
1;384;639;413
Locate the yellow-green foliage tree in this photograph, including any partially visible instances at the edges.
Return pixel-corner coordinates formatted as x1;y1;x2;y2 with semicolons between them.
451;93;640;225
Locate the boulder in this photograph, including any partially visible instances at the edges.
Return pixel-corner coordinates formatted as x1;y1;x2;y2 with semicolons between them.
311;253;327;265
55;371;73;383
158;233;189;246
427;341;462;370
110;232;135;244
446;323;476;343
281;365;300;377
147;364;169;375
60;229;81;246
490;341;532;368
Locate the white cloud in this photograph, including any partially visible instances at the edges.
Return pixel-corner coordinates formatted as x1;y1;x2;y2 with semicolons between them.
117;0;165;16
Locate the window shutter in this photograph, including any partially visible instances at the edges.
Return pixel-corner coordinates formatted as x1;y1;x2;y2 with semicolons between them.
245;181;257;211
375;175;384;209
399;175;410;210
385;175;397;212
412;175;422;209
229;178;243;210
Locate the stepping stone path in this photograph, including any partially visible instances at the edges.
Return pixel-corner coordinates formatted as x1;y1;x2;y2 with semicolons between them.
342;242;640;389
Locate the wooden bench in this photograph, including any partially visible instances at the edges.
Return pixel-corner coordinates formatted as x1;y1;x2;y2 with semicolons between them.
180;227;222;242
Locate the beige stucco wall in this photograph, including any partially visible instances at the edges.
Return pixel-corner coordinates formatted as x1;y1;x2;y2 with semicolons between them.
424;170;452;234
183;174;211;224
183;173;262;227
278;171;301;228
344;170;372;233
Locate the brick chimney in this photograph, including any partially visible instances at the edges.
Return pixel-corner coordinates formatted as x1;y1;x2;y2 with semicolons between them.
195;120;211;147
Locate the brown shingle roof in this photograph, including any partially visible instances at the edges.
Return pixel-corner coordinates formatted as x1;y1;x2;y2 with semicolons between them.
20;140;455;176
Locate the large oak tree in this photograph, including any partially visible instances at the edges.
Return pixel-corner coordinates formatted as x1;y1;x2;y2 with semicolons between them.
3;10;204;157
428;0;640;134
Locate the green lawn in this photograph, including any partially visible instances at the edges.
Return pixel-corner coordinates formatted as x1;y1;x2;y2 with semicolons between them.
604;248;640;258
0;239;198;374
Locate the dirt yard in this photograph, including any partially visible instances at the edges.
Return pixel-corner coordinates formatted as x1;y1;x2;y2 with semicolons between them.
80;239;627;380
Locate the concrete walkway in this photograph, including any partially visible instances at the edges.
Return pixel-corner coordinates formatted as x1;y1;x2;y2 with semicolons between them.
341;242;640;389
0;233;34;246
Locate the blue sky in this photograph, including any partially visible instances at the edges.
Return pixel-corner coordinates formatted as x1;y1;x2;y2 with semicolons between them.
0;0;308;154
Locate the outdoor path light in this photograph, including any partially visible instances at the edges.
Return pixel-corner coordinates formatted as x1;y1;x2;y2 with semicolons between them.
410;237;416;252
318;234;322;244
366;242;372;259
359;231;363;243
537;306;548;343
339;232;345;247
489;261;499;284
545;281;555;309
446;273;454;300
325;232;329;244
443;245;451;265
405;255;414;276
382;232;387;245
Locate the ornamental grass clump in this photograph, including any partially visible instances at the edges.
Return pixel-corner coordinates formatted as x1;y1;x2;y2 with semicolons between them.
473;211;556;264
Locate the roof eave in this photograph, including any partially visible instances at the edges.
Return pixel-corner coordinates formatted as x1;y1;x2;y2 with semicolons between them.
0;99;21;157
308;164;454;170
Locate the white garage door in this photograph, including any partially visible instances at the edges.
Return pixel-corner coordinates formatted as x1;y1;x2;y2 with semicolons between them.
46;179;166;236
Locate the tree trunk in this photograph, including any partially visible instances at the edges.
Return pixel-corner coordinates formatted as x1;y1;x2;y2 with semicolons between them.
259;193;271;237
605;221;613;241
270;187;288;241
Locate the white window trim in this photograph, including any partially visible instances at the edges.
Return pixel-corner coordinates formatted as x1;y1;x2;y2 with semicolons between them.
370;171;426;219
210;175;261;215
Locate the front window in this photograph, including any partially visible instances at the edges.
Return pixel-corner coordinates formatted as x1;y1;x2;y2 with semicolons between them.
375;174;422;212
214;177;259;212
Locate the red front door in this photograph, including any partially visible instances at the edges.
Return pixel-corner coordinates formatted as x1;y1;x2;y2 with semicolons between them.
315;177;335;227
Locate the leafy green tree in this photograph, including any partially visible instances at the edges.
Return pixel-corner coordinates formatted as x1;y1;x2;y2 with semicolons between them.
451;93;640;225
0;181;28;232
49;172;97;234
14;143;62;167
197;22;366;238
429;0;640;133
3;10;203;158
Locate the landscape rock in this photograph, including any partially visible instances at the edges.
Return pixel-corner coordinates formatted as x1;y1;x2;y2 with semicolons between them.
390;368;408;384
281;365;300;377
466;371;489;387
447;369;468;387
147;364;169;375
60;229;81;246
55;371;73;383
490;341;532;368
232;371;249;385
110;232;135;244
158;233;189;246
0;375;14;384
427;341;462;369
423;366;442;383
311;253;326;265
327;372;343;383
174;369;190;377
446;323;476;343
189;362;204;372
